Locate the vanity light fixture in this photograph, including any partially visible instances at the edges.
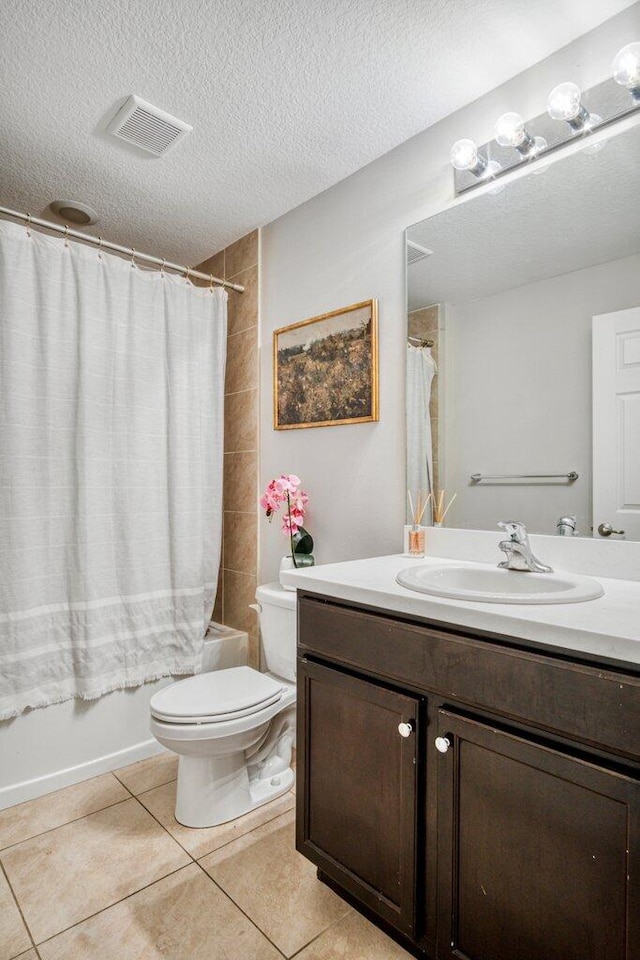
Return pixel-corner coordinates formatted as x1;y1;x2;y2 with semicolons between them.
546;82;599;132
494;112;547;157
612;42;640;101
450;139;500;179
451;49;639;196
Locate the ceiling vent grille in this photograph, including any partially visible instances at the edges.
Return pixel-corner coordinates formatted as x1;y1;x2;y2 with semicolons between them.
106;95;192;157
406;240;433;265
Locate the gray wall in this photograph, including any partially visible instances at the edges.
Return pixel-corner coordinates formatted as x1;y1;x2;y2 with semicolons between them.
443;253;640;536
259;5;640;580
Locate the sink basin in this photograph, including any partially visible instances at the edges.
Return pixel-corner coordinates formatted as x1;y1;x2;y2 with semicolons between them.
396;563;604;604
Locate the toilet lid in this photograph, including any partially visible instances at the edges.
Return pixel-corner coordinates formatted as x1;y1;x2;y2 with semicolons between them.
150;666;283;724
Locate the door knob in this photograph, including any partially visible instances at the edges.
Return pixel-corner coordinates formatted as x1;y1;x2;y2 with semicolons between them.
398;721;415;738
435;736;452;754
597;522;625;537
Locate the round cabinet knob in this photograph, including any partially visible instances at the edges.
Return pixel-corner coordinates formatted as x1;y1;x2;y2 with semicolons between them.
398;721;414;738
435;736;451;754
597;522;625;537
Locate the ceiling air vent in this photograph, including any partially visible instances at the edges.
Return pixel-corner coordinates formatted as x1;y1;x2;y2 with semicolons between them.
106;95;192;157
406;240;433;265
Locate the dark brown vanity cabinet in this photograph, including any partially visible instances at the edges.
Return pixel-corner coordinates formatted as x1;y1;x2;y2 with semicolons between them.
297;658;421;937
296;591;640;960
436;710;638;960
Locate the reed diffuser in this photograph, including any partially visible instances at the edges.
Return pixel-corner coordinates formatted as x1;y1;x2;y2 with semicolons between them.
432;490;457;527
406;491;430;556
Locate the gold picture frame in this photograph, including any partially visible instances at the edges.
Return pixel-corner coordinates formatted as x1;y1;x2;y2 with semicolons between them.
273;299;379;430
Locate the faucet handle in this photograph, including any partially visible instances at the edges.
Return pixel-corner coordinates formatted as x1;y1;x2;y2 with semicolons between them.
498;520;528;541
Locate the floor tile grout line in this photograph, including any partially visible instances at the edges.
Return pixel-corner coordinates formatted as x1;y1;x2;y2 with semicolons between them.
1;857;39;954
135;787;295;863
0;793;136;856
33;861;193;950
0;768;178;856
111;770;177;798
193;859;288;959
287;911;352;959
130;793;199;862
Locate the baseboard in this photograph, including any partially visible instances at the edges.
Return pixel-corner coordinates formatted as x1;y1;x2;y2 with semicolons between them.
0;738;163;811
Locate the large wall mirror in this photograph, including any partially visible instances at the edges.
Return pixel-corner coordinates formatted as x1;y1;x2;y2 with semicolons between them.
406;121;640;541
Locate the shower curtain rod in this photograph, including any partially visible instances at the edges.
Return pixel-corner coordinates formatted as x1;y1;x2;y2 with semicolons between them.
0;206;245;294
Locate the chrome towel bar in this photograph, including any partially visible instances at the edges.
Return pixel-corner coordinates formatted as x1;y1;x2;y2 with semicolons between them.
470;472;579;483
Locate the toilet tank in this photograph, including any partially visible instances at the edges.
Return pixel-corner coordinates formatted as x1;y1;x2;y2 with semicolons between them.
255;583;297;682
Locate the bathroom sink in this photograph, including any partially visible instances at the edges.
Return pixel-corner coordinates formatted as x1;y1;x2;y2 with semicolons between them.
395;563;604;604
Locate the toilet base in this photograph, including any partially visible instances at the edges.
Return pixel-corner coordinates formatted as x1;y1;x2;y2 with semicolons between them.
175;752;294;828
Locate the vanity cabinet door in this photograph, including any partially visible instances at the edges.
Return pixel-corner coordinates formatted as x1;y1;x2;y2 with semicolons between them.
436;710;640;960
297;658;422;938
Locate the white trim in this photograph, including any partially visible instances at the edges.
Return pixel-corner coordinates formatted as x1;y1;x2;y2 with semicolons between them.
0;737;163;811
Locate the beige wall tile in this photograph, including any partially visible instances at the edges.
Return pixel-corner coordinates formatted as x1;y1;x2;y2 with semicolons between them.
198;231;259;639
295;910;413;959
212;568;224;624
1;798;189;943
408;305;439;338
137;780;294;860
37;864;280;960
223;512;257;575
195;249;224;283
224;388;258;453
226;231;258;280
225;328;257;396
113;752;178;796
223;570;258;636
223;452;257;513
227;265;258;337
0;774;129;851
201;811;350;958
0;867;31;960
430;416;439;453
248;631;260;670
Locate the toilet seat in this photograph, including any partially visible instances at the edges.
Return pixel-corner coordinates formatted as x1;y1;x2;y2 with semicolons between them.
150;666;283;724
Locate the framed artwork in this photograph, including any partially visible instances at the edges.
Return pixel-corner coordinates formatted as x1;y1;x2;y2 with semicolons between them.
273;299;379;430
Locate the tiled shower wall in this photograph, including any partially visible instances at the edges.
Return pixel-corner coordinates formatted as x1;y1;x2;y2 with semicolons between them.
408;304;442;494
197;231;260;667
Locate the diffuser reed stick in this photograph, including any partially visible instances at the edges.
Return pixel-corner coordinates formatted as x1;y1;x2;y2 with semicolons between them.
433;491;457;525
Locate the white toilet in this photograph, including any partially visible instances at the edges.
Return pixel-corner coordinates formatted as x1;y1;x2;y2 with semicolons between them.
149;583;297;828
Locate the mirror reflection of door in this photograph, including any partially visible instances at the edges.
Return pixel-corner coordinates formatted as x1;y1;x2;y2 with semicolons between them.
593;307;640;540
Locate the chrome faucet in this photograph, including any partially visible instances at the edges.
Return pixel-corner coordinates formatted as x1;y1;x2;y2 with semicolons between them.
498;521;553;573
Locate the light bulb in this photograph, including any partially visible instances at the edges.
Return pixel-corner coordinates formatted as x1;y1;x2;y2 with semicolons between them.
547;82;590;130
450;138;480;171
612;42;640;99
495;112;526;147
494;112;546;158
449;139;500;180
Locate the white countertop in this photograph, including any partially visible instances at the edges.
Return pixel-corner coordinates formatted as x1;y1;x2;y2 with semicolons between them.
282;554;640;670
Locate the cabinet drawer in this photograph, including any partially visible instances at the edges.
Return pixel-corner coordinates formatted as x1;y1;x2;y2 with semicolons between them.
298;593;640;761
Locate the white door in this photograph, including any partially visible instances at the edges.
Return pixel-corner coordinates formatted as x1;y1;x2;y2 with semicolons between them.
592;307;640;540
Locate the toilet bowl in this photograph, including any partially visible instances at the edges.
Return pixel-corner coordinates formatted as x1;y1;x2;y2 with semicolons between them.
149;583;297;828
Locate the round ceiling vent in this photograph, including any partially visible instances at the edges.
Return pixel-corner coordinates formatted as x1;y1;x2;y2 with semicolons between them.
49;200;99;226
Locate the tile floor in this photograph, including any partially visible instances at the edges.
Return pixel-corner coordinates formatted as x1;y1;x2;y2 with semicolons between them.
0;752;412;959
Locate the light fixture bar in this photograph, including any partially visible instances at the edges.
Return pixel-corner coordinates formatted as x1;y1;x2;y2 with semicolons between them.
452;65;639;196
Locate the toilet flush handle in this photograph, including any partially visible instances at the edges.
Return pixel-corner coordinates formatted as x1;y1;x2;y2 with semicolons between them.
249;602;261;614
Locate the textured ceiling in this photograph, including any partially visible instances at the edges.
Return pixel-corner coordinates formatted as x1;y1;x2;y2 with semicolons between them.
1;0;636;264
407;122;640;308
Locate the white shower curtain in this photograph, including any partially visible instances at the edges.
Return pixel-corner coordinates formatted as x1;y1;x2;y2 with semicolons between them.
406;343;437;524
0;220;226;720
